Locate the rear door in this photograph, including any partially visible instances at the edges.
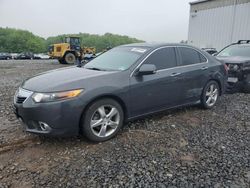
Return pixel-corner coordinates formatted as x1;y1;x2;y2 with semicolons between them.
129;47;182;117
176;47;209;103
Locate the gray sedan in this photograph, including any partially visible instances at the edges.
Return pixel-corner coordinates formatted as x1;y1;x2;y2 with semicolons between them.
13;43;227;142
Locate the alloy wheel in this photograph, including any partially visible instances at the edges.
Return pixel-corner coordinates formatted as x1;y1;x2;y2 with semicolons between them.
205;83;219;107
90;105;120;138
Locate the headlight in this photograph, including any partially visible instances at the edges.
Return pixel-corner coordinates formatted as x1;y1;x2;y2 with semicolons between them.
233;65;239;71
32;89;84;103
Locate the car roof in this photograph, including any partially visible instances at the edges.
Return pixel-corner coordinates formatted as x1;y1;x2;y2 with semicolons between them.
230;40;250;47
231;43;250;47
121;42;196;49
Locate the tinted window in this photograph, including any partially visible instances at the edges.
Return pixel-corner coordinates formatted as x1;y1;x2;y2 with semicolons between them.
71;38;80;45
144;47;177;70
199;53;207;62
179;47;204;65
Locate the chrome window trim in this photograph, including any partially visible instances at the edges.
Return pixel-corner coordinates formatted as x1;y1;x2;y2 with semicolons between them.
130;45;208;77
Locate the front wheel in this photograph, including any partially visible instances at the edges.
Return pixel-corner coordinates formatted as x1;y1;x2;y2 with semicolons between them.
243;74;250;93
64;52;76;64
81;99;124;142
201;81;220;109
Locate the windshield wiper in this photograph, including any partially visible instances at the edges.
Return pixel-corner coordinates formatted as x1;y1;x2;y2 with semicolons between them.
85;67;105;71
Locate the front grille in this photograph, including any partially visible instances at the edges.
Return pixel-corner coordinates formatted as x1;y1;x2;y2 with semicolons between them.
16;96;27;104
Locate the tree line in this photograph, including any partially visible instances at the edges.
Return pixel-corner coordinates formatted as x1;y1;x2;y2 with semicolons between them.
0;27;143;53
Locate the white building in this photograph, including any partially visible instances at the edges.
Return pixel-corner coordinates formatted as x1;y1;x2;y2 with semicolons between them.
188;0;250;50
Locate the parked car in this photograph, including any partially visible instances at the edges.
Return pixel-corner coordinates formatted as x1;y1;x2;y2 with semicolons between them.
13;43;227;141
83;53;96;62
0;52;12;60
15;52;34;60
215;40;250;93
35;53;50;60
10;53;19;59
202;48;218;55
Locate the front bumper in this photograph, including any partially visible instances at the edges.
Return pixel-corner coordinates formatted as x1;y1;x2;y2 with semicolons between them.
13;91;86;137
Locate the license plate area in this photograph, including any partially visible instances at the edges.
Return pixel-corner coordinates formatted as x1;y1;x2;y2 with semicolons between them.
228;77;238;83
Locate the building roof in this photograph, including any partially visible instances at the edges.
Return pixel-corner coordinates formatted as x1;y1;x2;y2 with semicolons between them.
190;0;250;12
190;0;210;5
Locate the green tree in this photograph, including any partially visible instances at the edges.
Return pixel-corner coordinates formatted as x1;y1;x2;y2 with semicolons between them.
0;27;46;53
0;27;144;53
46;33;144;52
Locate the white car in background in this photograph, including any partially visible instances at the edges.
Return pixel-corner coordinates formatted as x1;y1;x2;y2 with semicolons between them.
35;53;50;59
10;53;19;59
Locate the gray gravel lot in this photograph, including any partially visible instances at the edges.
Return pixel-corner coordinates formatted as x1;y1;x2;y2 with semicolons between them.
0;60;249;188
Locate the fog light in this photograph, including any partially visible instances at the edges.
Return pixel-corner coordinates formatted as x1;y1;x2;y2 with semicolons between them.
38;122;51;131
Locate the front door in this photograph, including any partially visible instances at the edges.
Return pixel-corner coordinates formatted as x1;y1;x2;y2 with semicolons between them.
129;47;182;118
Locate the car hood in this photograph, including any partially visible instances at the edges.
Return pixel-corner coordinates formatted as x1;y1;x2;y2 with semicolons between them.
216;56;250;64
21;66;116;92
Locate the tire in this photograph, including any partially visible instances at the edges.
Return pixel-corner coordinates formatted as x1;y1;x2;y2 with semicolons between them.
201;80;220;109
81;98;124;142
58;59;66;64
64;52;76;64
243;74;250;93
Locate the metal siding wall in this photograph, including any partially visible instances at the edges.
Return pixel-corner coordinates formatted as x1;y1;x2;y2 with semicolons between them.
188;2;250;50
232;3;250;42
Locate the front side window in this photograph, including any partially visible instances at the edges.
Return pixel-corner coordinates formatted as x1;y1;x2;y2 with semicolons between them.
144;47;177;70
84;47;149;71
179;47;205;66
217;45;250;57
65;37;70;43
70;38;80;46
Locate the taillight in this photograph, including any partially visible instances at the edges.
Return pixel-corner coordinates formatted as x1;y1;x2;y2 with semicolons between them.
224;63;229;73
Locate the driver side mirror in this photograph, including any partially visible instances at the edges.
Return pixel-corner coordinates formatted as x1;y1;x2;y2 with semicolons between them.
212;52;218;56
137;64;156;76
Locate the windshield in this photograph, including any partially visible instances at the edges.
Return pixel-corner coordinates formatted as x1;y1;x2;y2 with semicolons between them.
84;46;148;71
218;45;250;57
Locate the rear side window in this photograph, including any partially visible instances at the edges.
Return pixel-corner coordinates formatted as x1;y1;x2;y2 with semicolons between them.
179;47;206;66
199;53;207;62
144;47;177;70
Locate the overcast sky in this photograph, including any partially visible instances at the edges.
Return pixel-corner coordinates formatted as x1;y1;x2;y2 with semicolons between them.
0;0;191;42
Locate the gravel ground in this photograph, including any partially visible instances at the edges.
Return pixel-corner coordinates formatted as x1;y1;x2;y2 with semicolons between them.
0;60;249;188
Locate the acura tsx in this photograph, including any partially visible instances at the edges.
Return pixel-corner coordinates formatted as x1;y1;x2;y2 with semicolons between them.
13;43;227;142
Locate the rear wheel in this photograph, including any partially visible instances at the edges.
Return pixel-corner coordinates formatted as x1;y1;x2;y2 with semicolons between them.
201;81;220;109
81;99;124;142
64;52;76;64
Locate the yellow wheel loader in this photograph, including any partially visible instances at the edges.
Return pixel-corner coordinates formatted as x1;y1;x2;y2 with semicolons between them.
48;36;96;64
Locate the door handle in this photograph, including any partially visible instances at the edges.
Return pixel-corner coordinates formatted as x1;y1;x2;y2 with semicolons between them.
171;72;181;77
201;66;208;70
